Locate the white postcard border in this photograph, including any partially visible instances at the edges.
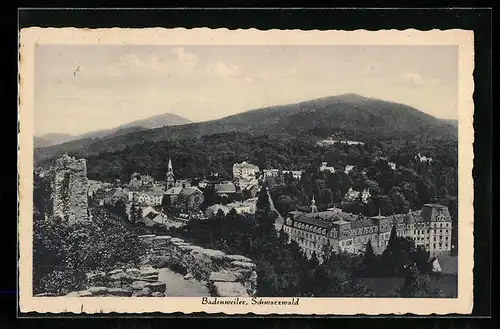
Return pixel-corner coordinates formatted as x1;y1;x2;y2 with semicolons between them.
18;27;475;315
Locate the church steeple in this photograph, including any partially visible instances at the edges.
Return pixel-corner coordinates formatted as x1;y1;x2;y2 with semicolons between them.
310;194;318;213
166;158;175;189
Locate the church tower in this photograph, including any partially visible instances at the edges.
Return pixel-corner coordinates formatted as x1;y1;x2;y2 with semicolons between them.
310;194;318;213
166;158;175;189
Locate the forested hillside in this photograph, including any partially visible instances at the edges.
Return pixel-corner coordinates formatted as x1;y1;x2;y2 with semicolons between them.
34;94;457;164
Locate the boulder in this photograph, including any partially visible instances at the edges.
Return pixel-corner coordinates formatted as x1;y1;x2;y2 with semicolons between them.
110;272;127;280
184;273;193;280
146;282;166;292
139;267;159;277
212;282;250;297
86;271;106;279
78;290;93;297
108;268;125;275
154;235;172;240
138;234;157;239
107;288;133;297
231;261;256;269
136;287;152;297
66;290;93;297
88;286;108;295
129;276;157;283
209;270;238;282
141;274;159;281
125;268;141;275
151;292;165;297
224;255;253;263
65;291;80;297
185;245;204;252
131;281;149;290
178;244;195;251
34;292;57;297
202;249;226;260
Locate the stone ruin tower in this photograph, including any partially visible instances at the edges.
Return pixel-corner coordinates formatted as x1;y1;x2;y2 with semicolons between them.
52;154;89;225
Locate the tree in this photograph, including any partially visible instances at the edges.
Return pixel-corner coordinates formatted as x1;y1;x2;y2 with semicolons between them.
376;195;394;215
33;207;145;295
109;199;127;220
364;180;381;196
319;188;334;209
214;209;226;221
201;185;218;210
361;240;377;276
256;187;271;213
390;191;410;214
130;203;138;222
226;208;238;221
395;264;443;297
161;195;171;213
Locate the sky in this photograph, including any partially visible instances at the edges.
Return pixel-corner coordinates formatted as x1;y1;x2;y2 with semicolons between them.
35;45;458;136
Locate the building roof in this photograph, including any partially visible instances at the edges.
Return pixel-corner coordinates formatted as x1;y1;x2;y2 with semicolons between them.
350;218;377;229
215;182;237;194
146;189;165;197
404;212;416;224
227;201;249;208
294;215;335;229
332;219;350;225
421;204;452;222
110;188;126;198
165;186;183;195
93;189;109;200
437;256;458;275
206;204;230;215
334;212;359;222
165;186;202;196
233;161;259;170
390;214;406;224
145;212;161;220
179;187;203;196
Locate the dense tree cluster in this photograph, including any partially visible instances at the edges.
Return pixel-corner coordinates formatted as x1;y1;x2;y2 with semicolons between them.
33;172;145;295
267;139;458;255
168;189;443;297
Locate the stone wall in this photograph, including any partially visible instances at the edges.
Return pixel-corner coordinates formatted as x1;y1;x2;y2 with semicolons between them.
59;265;167;297
139;234;258;297
52;154;89;225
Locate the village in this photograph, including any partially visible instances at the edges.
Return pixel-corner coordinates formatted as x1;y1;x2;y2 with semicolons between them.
82;148;454;276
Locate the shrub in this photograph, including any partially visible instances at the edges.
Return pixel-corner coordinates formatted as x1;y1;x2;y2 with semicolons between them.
38;269;87;296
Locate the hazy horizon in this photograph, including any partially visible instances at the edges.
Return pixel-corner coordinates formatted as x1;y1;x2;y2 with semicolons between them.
35;45;458;136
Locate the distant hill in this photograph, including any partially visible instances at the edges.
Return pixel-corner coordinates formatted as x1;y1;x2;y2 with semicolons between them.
441;119;458;128
34;113;191;148
34;94;457;166
34;133;75;148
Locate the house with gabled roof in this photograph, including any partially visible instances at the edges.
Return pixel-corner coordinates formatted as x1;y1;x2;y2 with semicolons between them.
165;186;204;211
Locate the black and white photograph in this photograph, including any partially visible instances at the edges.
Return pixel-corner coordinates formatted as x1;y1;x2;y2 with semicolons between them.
18;28;474;315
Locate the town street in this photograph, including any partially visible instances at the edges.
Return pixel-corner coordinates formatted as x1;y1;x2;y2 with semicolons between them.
267;187;284;231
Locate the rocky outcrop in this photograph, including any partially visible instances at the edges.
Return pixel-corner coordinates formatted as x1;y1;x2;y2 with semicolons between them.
52;154;89;225
65;265;166;297
139;234;257;297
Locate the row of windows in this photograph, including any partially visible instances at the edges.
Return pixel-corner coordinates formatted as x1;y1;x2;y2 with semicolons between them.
285;228;329;242
415;229;450;235
416;243;450;250
285;224;451;243
292;222;329;235
353;234;378;244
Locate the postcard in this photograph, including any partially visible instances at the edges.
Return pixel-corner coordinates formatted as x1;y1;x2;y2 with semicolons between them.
18;27;474;315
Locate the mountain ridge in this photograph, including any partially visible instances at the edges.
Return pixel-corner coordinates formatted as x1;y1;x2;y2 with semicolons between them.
34;94;457;166
34;112;192;148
